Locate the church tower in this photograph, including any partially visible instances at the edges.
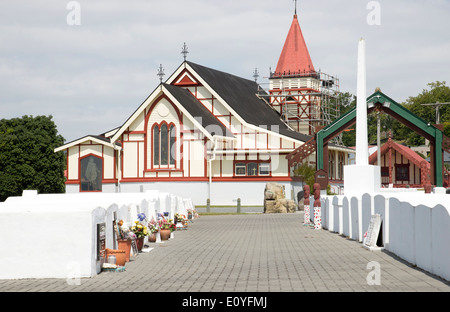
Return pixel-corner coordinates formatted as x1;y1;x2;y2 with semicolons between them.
268;10;340;136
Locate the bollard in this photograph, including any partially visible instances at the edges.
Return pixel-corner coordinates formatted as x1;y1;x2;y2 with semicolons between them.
207;198;210;213
303;185;310;225
237;198;241;213
313;183;322;230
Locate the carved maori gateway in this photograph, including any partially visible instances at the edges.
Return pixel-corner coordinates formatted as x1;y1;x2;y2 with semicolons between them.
287;90;450;188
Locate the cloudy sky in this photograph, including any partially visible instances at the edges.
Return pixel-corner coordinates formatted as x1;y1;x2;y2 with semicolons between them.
1;0;449;143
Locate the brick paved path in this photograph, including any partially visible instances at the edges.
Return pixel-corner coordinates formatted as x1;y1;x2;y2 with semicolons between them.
0;213;448;292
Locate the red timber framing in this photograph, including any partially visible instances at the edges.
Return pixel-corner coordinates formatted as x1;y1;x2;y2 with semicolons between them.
269;87;322;136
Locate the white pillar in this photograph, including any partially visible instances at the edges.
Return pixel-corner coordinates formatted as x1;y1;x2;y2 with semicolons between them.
356;38;369;166
344;38;381;196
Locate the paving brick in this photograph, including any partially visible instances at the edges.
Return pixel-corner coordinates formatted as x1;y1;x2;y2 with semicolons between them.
1;214;449;292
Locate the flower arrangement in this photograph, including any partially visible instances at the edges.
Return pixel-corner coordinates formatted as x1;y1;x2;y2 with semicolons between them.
187;208;199;219
147;217;159;234
130;220;148;238
117;220;136;240
175;213;186;223
159;218;176;232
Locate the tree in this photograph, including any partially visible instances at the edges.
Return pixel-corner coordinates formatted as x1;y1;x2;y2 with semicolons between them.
398;81;450;146
0;115;66;202
338;92;356;147
294;162;316;191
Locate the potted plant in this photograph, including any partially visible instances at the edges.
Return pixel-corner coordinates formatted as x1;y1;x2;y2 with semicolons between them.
175;213;187;229
147;218;159;243
117;220;133;262
130;220;148;251
158;218;174;240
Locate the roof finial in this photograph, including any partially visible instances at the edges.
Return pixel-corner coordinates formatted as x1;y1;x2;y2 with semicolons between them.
293;0;297;15
253;68;259;83
181;42;189;61
157;64;165;83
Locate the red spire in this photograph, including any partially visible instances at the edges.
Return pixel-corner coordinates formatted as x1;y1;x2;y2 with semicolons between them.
273;14;315;78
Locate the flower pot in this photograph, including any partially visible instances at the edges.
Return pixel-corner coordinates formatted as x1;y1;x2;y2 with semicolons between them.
117;239;131;262
106;249;126;266
136;237;144;251
148;233;157;243
160;229;171;240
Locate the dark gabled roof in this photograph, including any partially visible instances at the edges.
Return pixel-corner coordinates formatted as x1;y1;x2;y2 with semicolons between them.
186;61;312;143
163;83;233;138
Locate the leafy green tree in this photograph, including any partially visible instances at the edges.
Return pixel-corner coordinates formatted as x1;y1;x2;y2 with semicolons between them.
397;81;450;146
337;92;356;147
0;115;66;202
294;162;316;191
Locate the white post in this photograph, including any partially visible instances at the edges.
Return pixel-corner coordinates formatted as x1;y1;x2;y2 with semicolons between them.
343;38;381;196
356;38;369;166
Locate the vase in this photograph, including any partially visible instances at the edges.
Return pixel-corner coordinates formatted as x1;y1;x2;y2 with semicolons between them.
106;248;126;266
136;237;144;251
117;239;131;262
148;233;157;243
160;229;171;240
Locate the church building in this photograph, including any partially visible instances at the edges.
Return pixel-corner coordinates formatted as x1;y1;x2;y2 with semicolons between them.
55;11;353;205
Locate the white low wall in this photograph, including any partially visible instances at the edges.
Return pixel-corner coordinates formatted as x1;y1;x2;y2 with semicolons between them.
321;191;450;282
0;190;194;280
68;180;304;207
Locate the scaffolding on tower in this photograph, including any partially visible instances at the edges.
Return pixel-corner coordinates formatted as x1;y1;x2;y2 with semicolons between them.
257;69;343;145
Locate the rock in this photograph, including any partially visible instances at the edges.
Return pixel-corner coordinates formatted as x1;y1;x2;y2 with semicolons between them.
264;200;278;214
264;182;297;214
286;200;296;213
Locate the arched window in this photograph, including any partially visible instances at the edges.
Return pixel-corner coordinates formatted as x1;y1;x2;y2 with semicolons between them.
152;123;176;168
328;151;335;180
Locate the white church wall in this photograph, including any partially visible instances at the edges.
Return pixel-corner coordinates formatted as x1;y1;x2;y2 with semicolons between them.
271;155;288;177
129;111;145;132
80;144;102;158
123;141;138;178
189;140;206;177
103;146;115;180
68;146;79;180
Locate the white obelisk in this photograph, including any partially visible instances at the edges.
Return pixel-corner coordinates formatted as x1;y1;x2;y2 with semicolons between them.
344;38;380;195
356;38;369;166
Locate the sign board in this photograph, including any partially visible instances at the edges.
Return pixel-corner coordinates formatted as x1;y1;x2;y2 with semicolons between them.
363;214;382;250
315;169;328;190
97;223;106;260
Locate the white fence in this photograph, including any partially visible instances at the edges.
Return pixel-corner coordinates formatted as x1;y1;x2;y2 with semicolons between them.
317;191;450;282
0;190;194;280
